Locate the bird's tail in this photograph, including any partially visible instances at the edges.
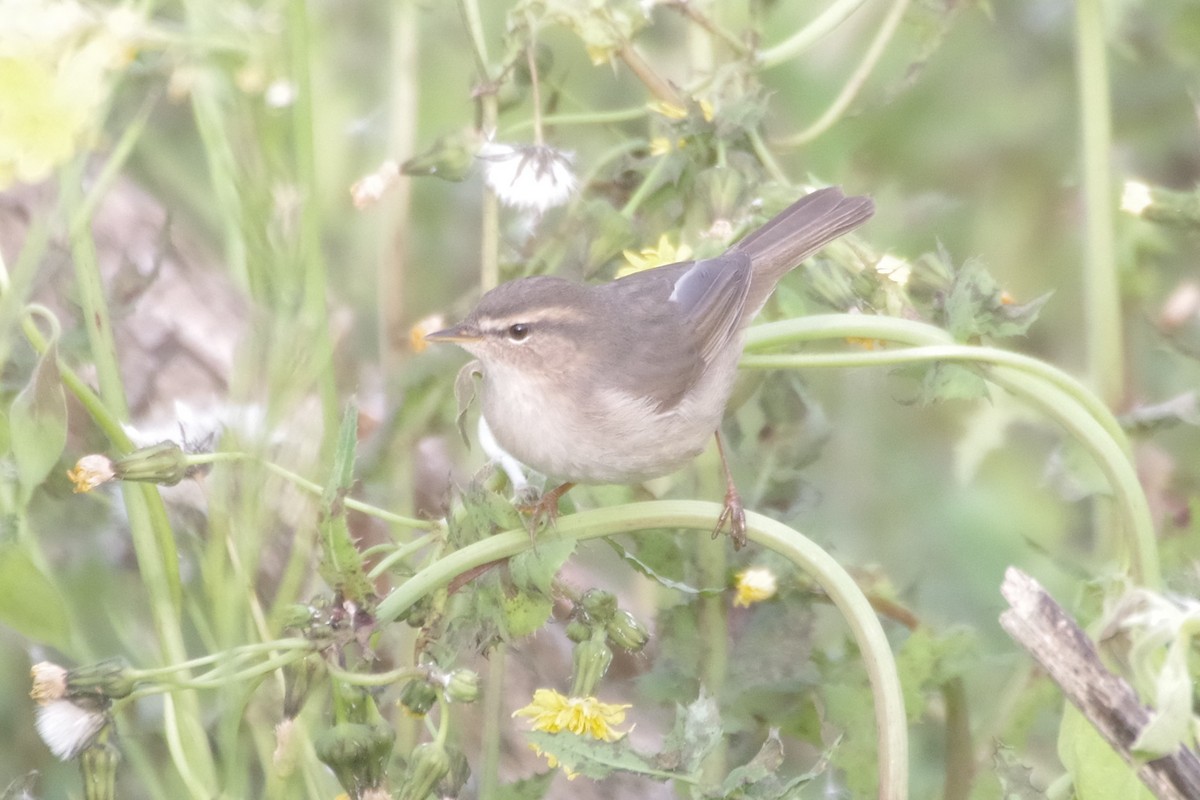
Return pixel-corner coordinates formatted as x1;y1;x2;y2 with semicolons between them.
732;187;875;314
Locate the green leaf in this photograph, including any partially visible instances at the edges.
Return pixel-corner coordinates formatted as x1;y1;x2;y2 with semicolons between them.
1131;628;1194;756
895;626;977;720
654;691;722;775
719;730;784;793
719;730;834;800
941;257;1050;341
0;542;72;650
526;731;658;782
453;360;482;447
509;538;574;595
1057;704;1154;800
991;743;1047;799
9;341;67;504
501;591;554;638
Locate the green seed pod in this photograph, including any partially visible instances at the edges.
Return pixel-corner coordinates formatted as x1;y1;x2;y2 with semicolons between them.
606;609;649;653
443;669;480;704
579;589;617;624
399;678;438;717
570;635;613;698
397;741;451;800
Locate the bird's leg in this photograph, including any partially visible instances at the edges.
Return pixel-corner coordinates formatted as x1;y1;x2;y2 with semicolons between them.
516;481;576;539
713;432;747;550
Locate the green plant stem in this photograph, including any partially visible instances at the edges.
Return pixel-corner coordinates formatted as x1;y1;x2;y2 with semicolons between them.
62;167;216;796
759;0;870;69
773;0;910;147
1074;0;1122;406
192;451;434;529
376;502;909;800
457;0;500;291
478;647;505;800
324;663;424;687
741;315;1159;587
502;106;649;135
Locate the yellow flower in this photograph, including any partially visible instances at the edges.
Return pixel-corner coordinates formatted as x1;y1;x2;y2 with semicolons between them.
529;744;578;780
512;688;630;742
67;454;115;493
698;98;715;122
733;567;777;607
619;234;693;277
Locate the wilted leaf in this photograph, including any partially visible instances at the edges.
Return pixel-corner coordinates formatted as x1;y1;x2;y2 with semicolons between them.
654;691;722;774
526;730;657;782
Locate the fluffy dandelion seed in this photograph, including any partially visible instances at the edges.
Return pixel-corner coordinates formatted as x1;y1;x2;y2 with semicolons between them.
479;142;577;215
1121;180;1153;216
733;567;778;607
512;688;630;742
619;234;693;277
67;454;115;493
35;699;107;760
30;662;68;704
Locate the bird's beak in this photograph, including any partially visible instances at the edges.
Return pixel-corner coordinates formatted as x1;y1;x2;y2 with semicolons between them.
424;323;481;344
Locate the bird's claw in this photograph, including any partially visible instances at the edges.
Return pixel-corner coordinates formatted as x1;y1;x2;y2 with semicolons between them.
714;486;748;550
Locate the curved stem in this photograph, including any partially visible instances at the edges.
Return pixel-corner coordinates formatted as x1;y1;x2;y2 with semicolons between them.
741;315;1158;587
758;0;870;69
376;501;908;800
773;0;910;148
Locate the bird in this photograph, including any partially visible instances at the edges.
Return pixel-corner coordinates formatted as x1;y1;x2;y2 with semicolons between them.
427;187;875;547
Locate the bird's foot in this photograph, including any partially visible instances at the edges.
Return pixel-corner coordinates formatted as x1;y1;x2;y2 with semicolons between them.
713;484;748;551
515;482;575;541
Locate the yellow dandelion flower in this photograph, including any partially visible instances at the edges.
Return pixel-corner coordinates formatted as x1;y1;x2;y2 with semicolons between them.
67;454;115;493
512;688;630;742
619;234;693;277
733;567;777;607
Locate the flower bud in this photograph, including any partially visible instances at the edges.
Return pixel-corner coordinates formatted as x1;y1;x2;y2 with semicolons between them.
112;442;189;486
66;658;135;701
399;678;438;717
442;669;480;704
606;610;649;653
81;739;120;800
396;741;451;800
570;635;613;698
579;589;617;624
313;722;394;796
564;618;592;643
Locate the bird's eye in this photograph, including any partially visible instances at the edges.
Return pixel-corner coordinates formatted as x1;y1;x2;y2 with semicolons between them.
506;323;531;342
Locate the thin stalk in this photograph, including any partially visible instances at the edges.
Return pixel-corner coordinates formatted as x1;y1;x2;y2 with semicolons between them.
457;0;499;291
62;168;217;794
500;105;648;135
376;502;909;800
774;0;910;148
286;0;340;451
759;0;870;69
1074;0;1122;406
478;645;506;800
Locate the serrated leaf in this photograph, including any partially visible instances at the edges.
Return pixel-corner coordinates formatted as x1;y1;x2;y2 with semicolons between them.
942;257;1049;342
655;691;722;775
9;342;67;503
720;730;784;793
509;538;574;595
895;626;977;719
992;744;1047;799
0;542;72;650
1057;704;1154;800
501;591;554;638
526;731;657;781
